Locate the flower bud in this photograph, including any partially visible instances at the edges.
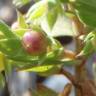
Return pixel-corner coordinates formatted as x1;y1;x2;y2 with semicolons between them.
22;31;48;56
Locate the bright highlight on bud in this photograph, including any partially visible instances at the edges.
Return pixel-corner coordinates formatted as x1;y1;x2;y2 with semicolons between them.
11;21;19;29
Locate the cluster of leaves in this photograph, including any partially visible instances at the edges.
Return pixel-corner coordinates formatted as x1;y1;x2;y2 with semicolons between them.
0;0;96;91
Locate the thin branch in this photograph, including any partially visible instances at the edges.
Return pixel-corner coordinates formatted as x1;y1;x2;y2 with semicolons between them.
59;68;79;87
58;83;72;96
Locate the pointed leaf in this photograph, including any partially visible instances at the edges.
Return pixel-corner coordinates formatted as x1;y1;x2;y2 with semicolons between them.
0;38;22;56
13;28;28;37
26;1;47;22
0;38;39;63
47;9;58;29
79;40;94;57
19;65;60;76
0;20;17;38
13;0;30;7
17;12;28;28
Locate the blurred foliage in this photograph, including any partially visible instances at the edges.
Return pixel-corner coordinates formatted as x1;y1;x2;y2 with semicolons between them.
13;0;31;7
0;0;96;93
75;0;96;28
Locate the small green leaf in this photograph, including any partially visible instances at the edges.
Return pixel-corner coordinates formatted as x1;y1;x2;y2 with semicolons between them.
0;38;39;63
19;65;60;76
13;28;28;37
79;32;96;57
47;0;63;23
46;48;64;60
13;0;30;7
84;32;95;42
21;0;30;4
17;12;28;28
47;9;58;29
47;0;57;10
0;38;22;56
0;20;17;38
79;40;94;57
19;65;57;72
91;35;96;52
41;53;80;66
26;0;47;22
4;59;13;75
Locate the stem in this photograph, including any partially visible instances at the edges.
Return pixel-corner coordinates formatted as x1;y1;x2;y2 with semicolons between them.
59;68;79;87
58;83;72;96
68;5;89;95
75;60;87;83
70;4;89;96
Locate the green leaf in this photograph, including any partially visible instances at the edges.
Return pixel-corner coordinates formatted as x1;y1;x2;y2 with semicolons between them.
21;0;30;4
0;20;17;38
0;38;39;64
13;0;30;7
17;12;28;28
19;65;60;76
22;65;54;72
0;73;5;89
0;38;22;56
0;32;5;39
4;59;13;75
13;28;28;37
84;32;95;42
46;48;64;60
26;0;47;22
0;38;35;63
75;0;96;28
91;35;96;52
45;59;80;66
78;32;96;57
0;38;38;63
47;9;58;29
47;0;57;10
79;40;94;57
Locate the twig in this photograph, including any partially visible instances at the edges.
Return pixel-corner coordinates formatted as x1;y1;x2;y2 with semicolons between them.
58;83;72;96
59;68;79;87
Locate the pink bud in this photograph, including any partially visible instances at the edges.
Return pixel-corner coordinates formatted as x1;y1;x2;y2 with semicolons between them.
22;31;47;56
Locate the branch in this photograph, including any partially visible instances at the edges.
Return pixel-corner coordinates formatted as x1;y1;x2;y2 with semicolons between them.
72;16;85;36
59;68;79;87
58;83;72;96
